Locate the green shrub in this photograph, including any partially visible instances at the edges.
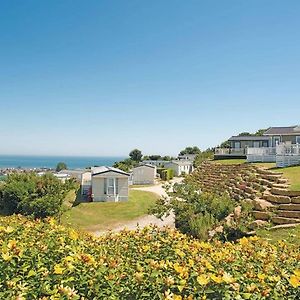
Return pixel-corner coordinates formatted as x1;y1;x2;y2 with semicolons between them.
189;213;215;240
0;215;299;299
0;173;73;219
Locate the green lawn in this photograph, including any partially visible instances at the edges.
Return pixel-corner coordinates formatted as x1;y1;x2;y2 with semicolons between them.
213;159;247;165
62;190;158;232
257;225;300;246
272;165;300;191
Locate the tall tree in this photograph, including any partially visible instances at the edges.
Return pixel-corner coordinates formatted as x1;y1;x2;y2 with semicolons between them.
179;146;201;155
129;149;143;162
56;162;67;172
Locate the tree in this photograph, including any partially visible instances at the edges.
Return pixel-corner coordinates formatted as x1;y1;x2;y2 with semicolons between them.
56;162;67;172
238;132;251;136
0;173;73;219
149;155;162;160
255;129;267;136
179;146;201;155
129;149;143;162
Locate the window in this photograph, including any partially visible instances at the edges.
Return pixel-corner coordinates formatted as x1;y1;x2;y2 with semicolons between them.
262;141;269;147
234;142;241;149
104;178;119;195
107;178;115;195
253;141;260;148
296;136;300;144
273;137;280;146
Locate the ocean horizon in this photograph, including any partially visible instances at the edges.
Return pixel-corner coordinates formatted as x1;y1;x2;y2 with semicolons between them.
0;155;125;169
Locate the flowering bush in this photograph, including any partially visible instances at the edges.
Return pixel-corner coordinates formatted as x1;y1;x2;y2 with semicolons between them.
0;215;299;299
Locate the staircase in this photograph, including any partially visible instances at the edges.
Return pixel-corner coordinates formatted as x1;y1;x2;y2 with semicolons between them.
191;161;300;227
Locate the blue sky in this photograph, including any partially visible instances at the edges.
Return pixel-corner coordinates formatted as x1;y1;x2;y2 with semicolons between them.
1;1;300;156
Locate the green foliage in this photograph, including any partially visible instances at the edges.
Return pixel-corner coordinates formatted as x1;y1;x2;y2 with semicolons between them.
238;132;251;136
113;158;137;172
56;162;67;172
0;215;299;299
194;150;214;167
179;146;201;155
157;168;174;181
129;149;143;162
151;182;237;240
0;173;72;219
148;155;161;160
189;213;216;240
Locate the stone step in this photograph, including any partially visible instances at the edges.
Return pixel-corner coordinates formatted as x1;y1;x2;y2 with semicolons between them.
277;210;300;218
271;188;300;197
269;223;300;230
292;197;300;204
256;169;280;175
261;174;282;182
278;203;300;211
265;194;291;204
272;183;290;189
252;198;275;211
277;178;289;184
272;216;300;225
253;211;272;220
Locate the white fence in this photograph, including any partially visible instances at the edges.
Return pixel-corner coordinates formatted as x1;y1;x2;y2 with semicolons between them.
247;147;276;163
214;148;246;156
247;145;300;167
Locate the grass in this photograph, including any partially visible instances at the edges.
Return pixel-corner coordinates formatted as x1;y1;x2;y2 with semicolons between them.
62;189;158;232
257;225;300;246
213;159;247;165
272;165;300;191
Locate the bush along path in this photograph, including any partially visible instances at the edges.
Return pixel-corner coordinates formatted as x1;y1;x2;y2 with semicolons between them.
189;162;300;229
0;215;299;299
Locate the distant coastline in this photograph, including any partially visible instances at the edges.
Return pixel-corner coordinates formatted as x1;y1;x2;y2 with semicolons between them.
0;155;125;169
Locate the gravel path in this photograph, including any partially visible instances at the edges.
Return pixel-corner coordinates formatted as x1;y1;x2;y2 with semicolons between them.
93;178;183;236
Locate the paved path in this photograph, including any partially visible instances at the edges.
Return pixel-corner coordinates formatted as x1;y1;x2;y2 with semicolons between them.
93;178;183;236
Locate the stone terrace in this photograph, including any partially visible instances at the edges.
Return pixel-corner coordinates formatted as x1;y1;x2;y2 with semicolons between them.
189;161;300;227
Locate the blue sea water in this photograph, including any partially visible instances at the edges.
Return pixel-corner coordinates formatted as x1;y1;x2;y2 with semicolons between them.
0;155;125;169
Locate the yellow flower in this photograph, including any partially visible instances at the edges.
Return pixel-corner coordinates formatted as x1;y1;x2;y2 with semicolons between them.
293;269;300;277
257;273;267;281
53;264;64;275
175;249;185;258
69;230;78;240
222;272;235;284
48;218;56;226
4;226;14;233
239;237;249;246
210;274;223;284
142;245;150;252
7;239;17;249
2;252;12;261
197;274;209;285
289;275;300;288
173;295;182;300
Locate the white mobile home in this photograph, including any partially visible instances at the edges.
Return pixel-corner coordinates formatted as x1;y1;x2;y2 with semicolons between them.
91;167;129;202
132;164;156;185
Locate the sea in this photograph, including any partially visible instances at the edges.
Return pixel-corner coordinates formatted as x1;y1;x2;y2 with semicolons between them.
0;155;125;169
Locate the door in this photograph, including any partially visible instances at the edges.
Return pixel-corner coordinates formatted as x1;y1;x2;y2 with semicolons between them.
273;137;280;146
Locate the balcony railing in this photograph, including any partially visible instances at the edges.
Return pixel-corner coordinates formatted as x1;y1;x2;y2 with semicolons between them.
247;147;276;156
276;144;300;155
214;148;246;155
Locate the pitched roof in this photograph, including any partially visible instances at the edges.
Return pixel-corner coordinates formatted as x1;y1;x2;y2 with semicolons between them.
59;169;89;175
228;136;270;141
91;166;130;176
166;160;193;166
135;164;156;169
263;126;300;135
